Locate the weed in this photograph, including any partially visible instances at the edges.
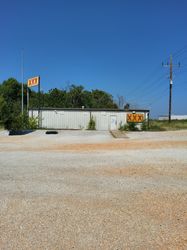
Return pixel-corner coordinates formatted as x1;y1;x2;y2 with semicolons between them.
88;116;96;130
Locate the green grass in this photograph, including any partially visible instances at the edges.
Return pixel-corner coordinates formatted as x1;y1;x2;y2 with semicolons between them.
0;121;4;130
149;119;187;131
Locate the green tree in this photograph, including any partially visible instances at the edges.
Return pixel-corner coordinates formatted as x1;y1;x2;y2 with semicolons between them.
66;85;85;108
91;89;118;108
0;77;118;129
44;88;66;108
0;95;8;123
0;78;28;129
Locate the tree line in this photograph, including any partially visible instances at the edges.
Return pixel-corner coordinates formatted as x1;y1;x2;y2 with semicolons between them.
0;78;118;129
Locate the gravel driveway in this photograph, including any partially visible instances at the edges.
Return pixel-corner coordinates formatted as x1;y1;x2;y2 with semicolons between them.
0;130;187;249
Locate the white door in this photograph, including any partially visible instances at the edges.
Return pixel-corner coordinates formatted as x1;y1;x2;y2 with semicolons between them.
110;116;117;130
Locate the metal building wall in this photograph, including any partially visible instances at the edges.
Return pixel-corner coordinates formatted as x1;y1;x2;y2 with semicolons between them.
29;110;90;129
29;109;147;130
91;111;126;130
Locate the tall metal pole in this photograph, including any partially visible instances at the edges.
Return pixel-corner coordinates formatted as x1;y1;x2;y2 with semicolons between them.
169;55;173;123
21;49;24;114
27;87;29;112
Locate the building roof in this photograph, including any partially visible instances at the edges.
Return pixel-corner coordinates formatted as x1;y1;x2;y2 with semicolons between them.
29;107;150;112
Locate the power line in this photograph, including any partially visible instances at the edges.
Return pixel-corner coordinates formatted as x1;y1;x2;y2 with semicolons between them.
146;87;168;107
123;45;187;110
173;81;187;90
124;56;171;97
126;73;167;102
131;84;168;107
172;45;187;59
138;87;169;111
125;47;184;101
126;74;166;103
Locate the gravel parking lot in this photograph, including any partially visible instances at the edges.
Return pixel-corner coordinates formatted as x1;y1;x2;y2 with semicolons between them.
0;130;187;249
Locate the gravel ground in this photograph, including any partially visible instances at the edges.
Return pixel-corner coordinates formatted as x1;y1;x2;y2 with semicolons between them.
0;130;187;249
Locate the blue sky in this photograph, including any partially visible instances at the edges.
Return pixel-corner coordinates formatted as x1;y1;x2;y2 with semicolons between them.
0;0;187;117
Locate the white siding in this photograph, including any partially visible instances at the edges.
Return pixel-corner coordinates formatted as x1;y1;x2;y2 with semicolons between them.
29;110;148;130
91;112;126;130
41;110;90;129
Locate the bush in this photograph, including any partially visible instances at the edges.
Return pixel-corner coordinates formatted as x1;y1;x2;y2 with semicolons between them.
88;116;96;130
119;122;139;131
0;121;4;130
119;123;129;131
10;112;38;130
28;116;38;129
128;122;139;131
141;120;148;131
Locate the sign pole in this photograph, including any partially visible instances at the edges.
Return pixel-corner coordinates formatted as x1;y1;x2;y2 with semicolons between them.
27;87;29;112
27;76;41;127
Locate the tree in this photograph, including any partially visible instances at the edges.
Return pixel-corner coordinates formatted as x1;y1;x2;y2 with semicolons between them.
91;89;118;109
0;78;24;129
0;78;22;103
0;95;8;123
0;77;118;129
47;88;66;107
66;85;85;108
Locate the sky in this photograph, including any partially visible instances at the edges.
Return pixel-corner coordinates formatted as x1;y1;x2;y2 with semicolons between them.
0;0;187;117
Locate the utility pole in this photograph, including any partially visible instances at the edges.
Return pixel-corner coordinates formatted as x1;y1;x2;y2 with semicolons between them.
169;55;173;123
162;55;180;122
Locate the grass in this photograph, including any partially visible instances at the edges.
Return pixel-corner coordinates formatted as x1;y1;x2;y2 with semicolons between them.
0;121;4;130
149;119;187;131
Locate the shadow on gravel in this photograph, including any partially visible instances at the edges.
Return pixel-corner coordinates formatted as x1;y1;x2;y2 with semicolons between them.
9;130;34;136
45;131;58;135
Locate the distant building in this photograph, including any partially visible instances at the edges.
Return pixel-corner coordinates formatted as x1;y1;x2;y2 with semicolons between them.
159;115;187;121
29;108;149;131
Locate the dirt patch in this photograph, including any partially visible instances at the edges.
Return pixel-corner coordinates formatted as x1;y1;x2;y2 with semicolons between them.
41;140;187;152
99;165;187;178
1;139;187;152
1;190;186;249
51;163;187;180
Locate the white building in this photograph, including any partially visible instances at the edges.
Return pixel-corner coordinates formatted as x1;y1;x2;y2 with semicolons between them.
29;108;149;131
159;115;187;121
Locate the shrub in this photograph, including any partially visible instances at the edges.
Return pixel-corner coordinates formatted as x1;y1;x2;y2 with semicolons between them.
128;122;139;131
119;123;129;131
119;122;139;131
141;120;148;131
28;116;38;129
10;112;38;130
88;116;96;130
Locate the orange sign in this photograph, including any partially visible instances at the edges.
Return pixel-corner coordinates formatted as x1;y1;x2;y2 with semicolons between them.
27;76;40;87
127;113;144;123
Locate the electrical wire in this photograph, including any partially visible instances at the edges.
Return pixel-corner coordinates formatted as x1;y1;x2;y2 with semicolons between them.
172;45;187;59
143;87;169;108
124;64;163;98
123;45;187;109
